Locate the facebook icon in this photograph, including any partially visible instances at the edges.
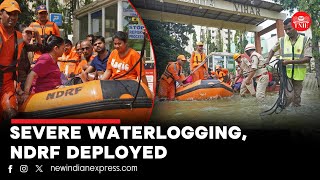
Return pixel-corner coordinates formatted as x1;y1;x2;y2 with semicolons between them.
8;165;12;173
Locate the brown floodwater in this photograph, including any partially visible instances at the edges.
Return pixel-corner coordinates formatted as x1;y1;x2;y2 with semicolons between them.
150;90;320;130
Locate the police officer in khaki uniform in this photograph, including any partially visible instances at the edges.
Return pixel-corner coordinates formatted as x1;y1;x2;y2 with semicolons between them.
233;53;256;97
244;44;269;102
266;18;312;107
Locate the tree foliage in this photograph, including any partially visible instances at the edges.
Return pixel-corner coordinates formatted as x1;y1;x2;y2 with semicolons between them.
14;0;34;27
206;29;216;53
200;27;205;43
192;32;197;48
216;28;223;52
227;29;231;53
234;30;248;53
144;20;195;80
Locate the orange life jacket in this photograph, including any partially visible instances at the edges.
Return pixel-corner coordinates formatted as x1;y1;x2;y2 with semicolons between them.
30;20;60;62
161;62;181;84
30;20;60;37
192;51;206;68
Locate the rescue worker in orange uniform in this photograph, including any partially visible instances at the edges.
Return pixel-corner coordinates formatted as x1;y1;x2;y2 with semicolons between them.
29;5;60;62
158;55;188;100
0;0;25;121
190;42;209;82
211;65;228;82
58;39;80;77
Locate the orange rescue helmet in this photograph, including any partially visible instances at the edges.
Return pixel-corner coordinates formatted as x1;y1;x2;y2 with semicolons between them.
177;55;187;61
244;44;256;52
233;53;241;60
0;0;21;13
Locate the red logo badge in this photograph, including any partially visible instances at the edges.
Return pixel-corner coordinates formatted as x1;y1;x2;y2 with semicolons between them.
291;11;311;31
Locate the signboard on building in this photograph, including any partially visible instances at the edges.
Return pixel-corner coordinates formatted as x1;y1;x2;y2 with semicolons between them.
50;13;63;26
177;0;215;8
128;25;144;39
234;3;261;16
123;8;138;17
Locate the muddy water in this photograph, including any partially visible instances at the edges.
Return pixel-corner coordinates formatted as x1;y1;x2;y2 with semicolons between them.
150;90;320;130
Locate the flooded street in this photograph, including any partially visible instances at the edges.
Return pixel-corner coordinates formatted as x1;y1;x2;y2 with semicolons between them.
150;90;320;130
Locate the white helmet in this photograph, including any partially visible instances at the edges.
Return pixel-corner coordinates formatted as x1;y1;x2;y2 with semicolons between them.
244;44;256;51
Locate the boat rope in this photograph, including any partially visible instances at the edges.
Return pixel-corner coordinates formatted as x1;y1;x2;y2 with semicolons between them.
260;59;293;115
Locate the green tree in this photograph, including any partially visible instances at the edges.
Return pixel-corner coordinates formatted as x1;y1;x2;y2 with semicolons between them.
227;29;231;53
234;30;248;53
14;0;34;27
144;20;195;83
66;0;93;35
274;0;320;85
200;27;205;43
192;31;197;48
206;29;216;53
216;28;223;52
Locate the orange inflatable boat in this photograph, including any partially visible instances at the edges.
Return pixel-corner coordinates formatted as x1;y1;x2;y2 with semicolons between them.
176;79;233;100
18;80;153;124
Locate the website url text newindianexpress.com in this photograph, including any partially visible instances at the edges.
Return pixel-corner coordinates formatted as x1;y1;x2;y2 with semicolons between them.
51;164;138;173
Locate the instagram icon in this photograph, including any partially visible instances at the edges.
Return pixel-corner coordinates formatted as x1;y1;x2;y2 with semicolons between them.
20;165;28;173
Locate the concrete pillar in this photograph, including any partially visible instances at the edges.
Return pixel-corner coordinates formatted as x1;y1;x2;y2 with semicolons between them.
276;19;284;38
73;16;79;43
102;7;105;37
117;0;123;31
88;13;91;34
255;32;262;54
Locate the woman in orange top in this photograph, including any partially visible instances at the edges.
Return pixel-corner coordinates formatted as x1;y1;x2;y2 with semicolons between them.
101;31;148;87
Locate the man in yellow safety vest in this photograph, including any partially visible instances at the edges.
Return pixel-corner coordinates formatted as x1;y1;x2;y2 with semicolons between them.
266;17;312;107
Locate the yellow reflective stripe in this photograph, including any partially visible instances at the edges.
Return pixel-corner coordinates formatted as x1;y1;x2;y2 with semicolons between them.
31;23;54;28
18;38;24;44
286;64;306;68
163;63;172;77
281;54;301;58
163;70;171;76
32;24;41;28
